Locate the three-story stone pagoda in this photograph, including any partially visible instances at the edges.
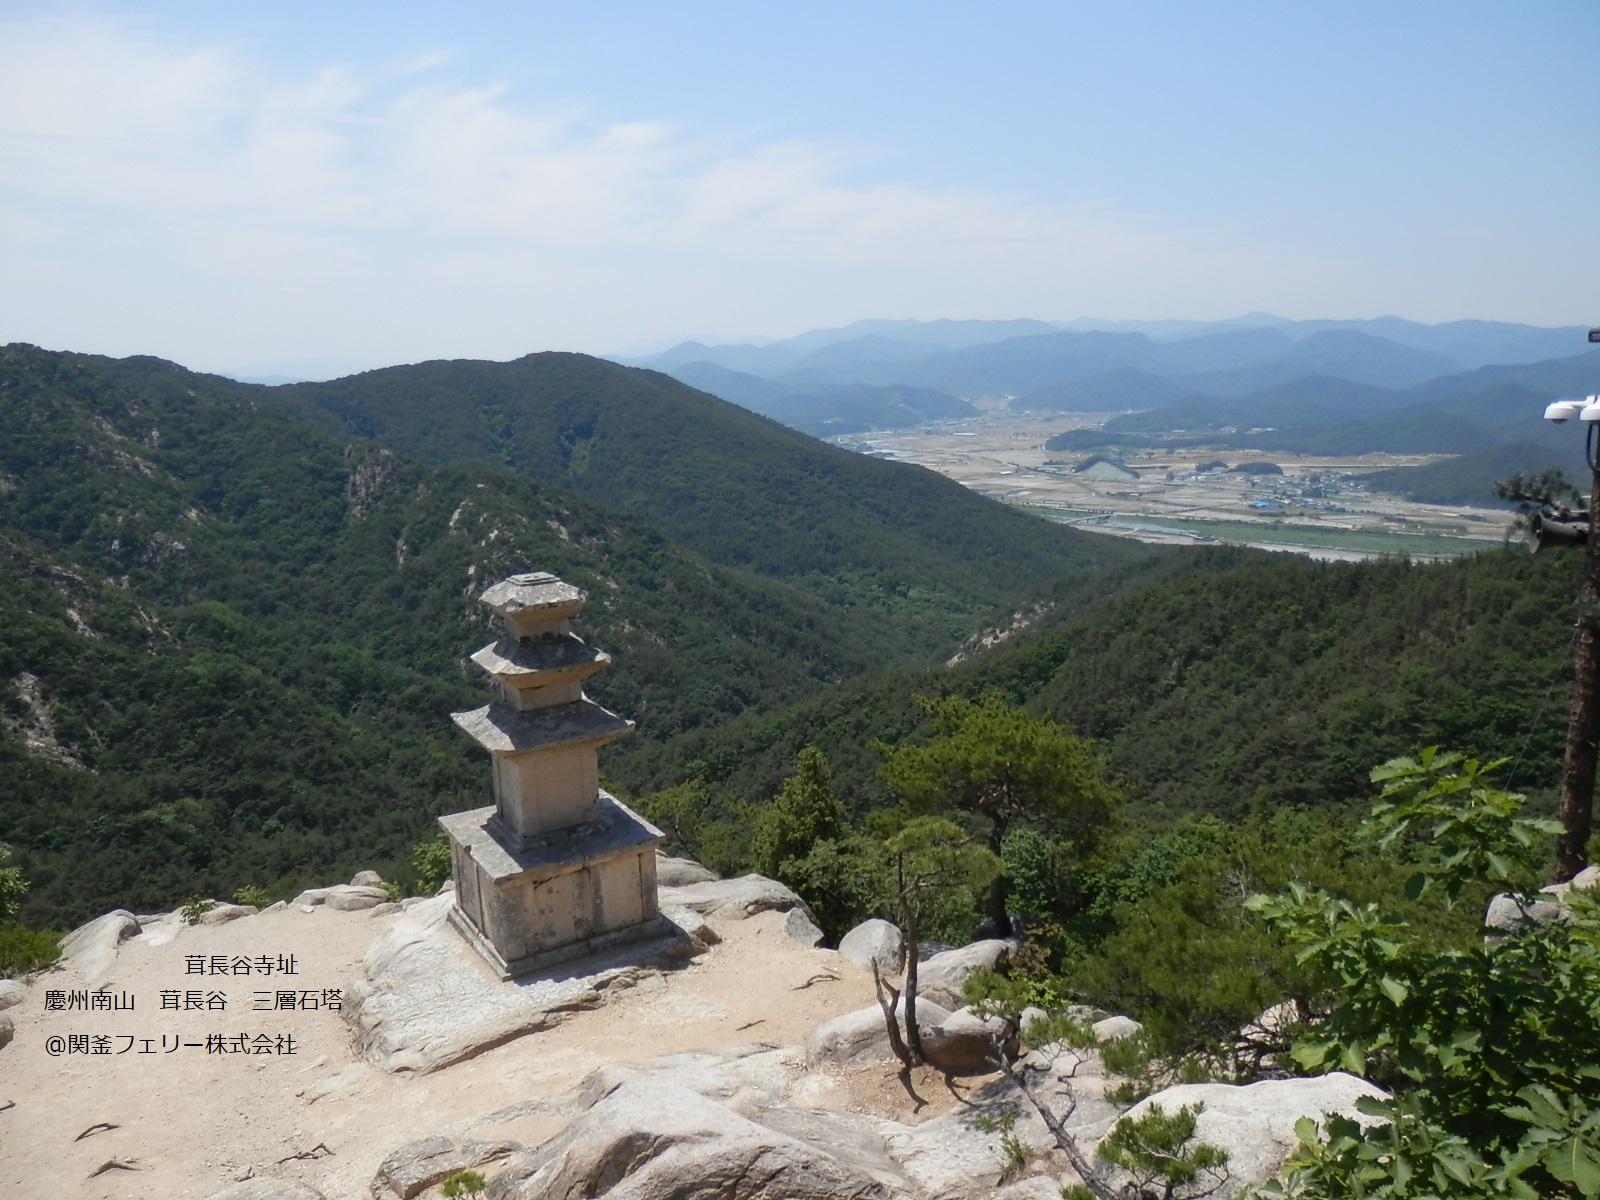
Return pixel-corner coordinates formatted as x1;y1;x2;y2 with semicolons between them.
440;571;666;979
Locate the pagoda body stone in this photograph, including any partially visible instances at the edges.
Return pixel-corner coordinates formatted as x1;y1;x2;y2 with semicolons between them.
440;571;665;979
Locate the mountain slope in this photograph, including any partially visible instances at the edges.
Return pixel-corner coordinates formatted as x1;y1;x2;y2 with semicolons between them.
615;547;1577;827
252;352;1150;638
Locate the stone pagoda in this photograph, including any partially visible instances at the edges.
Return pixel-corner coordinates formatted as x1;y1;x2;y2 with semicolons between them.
440;571;666;979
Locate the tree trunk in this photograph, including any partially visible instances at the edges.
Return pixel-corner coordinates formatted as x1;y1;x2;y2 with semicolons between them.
1557;464;1600;882
871;963;912;1070
987;820;1012;937
903;909;925;1066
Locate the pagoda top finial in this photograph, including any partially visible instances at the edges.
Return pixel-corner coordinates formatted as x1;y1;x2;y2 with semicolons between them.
480;571;587;640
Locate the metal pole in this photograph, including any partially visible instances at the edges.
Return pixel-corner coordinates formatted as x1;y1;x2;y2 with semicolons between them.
1555;427;1600;881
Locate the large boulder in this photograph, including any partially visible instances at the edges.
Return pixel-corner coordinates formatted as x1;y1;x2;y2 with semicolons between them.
0;979;25;1010
202;1180;328;1200
1485;893;1571;936
916;940;1012;1010
351;870;386;887
0;1011;12;1051
292;884;390;911
921;1006;1014;1074
372;1134;523;1199
838;920;904;977
655;854;718;887
806;997;951;1069
486;1078;886;1200
1107;1073;1388;1197
60;910;139;983
656;875;810;921
1092;1015;1142;1043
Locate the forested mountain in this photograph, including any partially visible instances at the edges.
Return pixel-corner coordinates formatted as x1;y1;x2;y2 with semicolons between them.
614;547;1579;829
0;344;1145;924
257;352;1141;635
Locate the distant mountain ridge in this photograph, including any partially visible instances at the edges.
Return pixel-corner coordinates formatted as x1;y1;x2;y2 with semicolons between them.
619;316;1589;439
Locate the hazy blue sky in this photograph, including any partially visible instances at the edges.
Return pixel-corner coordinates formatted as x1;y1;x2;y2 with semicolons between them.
1;1;1595;377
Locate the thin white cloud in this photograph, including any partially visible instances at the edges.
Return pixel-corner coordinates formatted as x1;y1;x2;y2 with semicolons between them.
0;12;1327;371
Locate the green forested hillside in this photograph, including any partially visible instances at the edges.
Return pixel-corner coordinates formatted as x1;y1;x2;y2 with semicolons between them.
255;352;1147;639
0;343;1127;924
615;546;1578;825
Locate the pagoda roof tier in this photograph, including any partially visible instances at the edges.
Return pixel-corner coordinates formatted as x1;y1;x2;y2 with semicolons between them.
480;572;587;624
469;635;611;686
450;698;634;755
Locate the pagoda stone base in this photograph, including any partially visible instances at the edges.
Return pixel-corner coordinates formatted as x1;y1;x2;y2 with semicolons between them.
440;792;664;981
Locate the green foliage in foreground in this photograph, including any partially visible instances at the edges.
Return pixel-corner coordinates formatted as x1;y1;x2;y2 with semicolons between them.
412;833;453;898
1251;751;1599;1199
0;844;25;922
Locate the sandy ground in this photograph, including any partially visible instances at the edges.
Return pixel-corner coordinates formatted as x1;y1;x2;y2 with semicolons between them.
0;902;904;1200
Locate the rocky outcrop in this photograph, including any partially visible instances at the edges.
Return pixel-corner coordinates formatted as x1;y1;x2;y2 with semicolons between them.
657;874;810;921
60;910;140;983
372;1134;523;1199
655;854;718;888
343;894;613;1074
916;940;1012;1009
202;1180;328;1200
806;997;951;1069
1108;1073;1388;1198
486;1077;887;1200
838;920;904;976
199;903;258;926
292;884;390;912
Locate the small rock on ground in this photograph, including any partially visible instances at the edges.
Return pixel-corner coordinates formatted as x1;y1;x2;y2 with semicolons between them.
785;908;825;948
0;980;25;1010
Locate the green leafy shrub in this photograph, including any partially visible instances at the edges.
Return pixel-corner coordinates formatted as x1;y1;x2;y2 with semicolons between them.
232;884;271;908
1251;749;1597;1199
439;1170;487;1199
411;833;453;897
180;895;215;925
0;922;61;975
